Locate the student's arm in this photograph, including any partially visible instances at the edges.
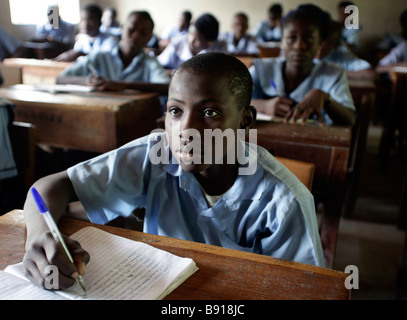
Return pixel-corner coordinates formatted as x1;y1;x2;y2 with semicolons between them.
23;171;90;289
53;49;86;62
288;89;356;126
251;97;295;118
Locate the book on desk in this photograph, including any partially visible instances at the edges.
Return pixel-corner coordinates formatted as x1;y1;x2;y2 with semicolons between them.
0;227;198;300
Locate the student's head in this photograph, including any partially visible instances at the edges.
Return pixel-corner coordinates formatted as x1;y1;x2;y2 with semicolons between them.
179;11;192;31
400;9;407;36
268;3;283;28
79;4;103;37
317;20;343;59
165;52;256;173
188;13;219;55
101;7;117;28
232;12;249;40
337;1;355;24
120;11;154;54
281;4;330;68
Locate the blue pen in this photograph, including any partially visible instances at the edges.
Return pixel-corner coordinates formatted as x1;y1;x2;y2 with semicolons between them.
270;79;282;96
31;187;87;293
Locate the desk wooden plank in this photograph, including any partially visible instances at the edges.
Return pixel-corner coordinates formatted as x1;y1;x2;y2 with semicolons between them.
0;85;162;153
0;211;350;300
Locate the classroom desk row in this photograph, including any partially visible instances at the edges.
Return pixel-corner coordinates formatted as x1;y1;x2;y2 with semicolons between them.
0;210;350;300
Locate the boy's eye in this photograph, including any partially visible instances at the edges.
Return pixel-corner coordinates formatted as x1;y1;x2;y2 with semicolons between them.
168;107;182;117
203;109;220;118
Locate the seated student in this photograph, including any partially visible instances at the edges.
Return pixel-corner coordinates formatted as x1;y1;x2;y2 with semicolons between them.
316;20;376;81
100;6;122;38
34;5;76;45
57;11;169;93
158;13;227;70
252;3;283;43
0;26;24;61
337;1;361;53
159;10;192;49
22;52;324;289
377;39;407;69
219;12;259;56
54;4;118;62
376;9;407;53
250;4;356;127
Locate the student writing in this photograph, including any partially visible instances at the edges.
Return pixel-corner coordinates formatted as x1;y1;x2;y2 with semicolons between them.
57;11;169;93
22;52;324;290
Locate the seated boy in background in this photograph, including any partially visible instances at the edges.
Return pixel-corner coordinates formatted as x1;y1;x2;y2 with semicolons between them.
23;53;324;290
54;4;118;62
57;11;169;93
158;13;227;71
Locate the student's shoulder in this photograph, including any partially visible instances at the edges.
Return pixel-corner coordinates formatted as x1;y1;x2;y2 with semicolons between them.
251;143;312;198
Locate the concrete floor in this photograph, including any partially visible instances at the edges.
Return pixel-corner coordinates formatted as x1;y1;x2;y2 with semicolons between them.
333;124;406;300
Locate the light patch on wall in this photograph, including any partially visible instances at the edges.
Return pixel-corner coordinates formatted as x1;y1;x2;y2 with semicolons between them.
9;0;80;25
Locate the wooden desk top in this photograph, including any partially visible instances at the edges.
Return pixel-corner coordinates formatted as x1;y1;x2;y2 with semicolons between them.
254;121;352;148
0;210;350;300
3;58;72;69
0;84;160;112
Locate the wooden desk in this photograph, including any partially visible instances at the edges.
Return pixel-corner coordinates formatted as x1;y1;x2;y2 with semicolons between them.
3;58;72;85
254;121;352;268
0;85;162;153
0;210;350;300
378;67;407;170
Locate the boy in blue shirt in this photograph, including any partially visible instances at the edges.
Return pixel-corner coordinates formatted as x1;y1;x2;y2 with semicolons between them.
22;52;324;290
57;11;169;93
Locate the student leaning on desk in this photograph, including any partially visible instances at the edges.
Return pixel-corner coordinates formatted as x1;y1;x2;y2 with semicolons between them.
22;52;324;290
250;4;356;127
57;11;169;94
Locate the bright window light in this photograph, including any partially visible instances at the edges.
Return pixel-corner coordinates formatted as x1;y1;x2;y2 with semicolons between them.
9;0;80;25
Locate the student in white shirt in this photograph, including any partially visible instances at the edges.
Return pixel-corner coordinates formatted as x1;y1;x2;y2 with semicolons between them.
54;4;117;62
219;12;259;56
158;13;227;70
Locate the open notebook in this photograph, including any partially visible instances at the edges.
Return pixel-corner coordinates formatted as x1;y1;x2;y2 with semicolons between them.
0;227;198;300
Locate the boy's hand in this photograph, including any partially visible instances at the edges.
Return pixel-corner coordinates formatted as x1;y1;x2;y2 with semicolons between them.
264;97;295;117
285;89;326;125
23;232;90;290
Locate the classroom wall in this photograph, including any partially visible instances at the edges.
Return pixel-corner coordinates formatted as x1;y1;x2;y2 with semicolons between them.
1;0;406;59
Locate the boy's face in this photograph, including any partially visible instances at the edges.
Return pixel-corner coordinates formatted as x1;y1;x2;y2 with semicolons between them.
188;26;210;55
120;14;153;53
165;70;246;174
232;15;248;39
79;11;101;37
281;20;321;68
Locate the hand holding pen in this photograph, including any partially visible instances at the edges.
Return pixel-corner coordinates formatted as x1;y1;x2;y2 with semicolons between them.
23;187;89;292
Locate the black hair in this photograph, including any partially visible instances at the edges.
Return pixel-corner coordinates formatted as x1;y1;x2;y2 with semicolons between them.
182;11;192;23
173;52;253;111
82;4;103;21
194;13;219;42
127;10;155;30
400;9;407;25
281;4;331;41
269;4;283;16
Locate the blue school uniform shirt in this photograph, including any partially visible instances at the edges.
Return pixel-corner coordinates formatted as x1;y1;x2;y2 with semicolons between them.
378;40;407;66
73;32;118;55
60;46;170;84
321;44;371;71
36;18;76;44
218;32;259;55
249;56;355;126
0;101;17;180
157;34;228;69
67;131;325;267
252;20;281;42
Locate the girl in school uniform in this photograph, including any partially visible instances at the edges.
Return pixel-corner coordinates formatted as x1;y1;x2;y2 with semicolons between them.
250;4;356;127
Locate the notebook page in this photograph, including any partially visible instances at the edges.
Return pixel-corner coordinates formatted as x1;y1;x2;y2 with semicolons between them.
0;271;67;300
59;227;198;300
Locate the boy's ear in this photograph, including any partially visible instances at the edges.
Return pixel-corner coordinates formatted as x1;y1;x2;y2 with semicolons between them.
240;106;257;131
